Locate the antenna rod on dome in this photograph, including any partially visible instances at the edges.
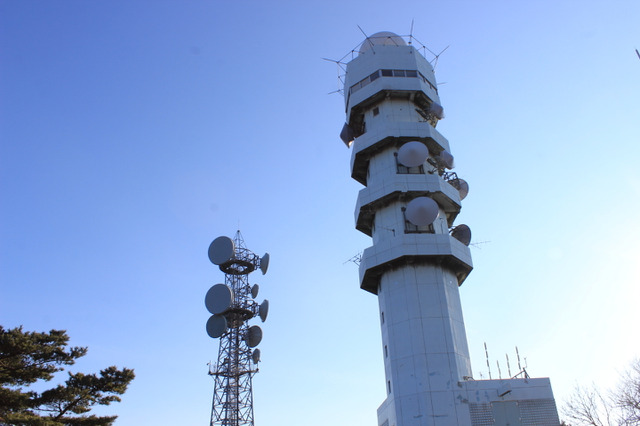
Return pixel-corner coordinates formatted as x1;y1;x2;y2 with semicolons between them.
357;25;375;54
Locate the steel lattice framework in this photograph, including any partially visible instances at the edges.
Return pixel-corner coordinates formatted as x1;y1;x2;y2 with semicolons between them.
207;231;267;426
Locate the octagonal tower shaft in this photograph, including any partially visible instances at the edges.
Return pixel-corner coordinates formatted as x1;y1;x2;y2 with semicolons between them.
344;39;474;426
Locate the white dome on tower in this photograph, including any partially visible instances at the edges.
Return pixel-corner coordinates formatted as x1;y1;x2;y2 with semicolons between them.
359;31;406;55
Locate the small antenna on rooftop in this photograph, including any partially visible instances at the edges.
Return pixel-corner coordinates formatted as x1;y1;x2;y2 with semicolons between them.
469;240;490;249
322;57;347;96
431;45;450;71
496;360;502;379
344;251;362;266
636;49;640;60
506;354;512;377
322;57;347;70
408;19;415;45
484;342;492;380
516;346;522;371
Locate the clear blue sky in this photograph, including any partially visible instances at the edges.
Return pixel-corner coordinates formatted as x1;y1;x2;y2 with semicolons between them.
1;1;639;424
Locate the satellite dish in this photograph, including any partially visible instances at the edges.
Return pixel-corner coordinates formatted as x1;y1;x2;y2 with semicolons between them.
449;178;469;200
208;236;235;265
429;102;445;120
435;150;455;169
451;224;472;246
260;253;270;275
205;284;234;315
259;299;269;322
405;197;439;226
206;314;228;339
340;123;354;147
397;141;429;167
245;325;263;348
252;348;261;364
251;284;259;299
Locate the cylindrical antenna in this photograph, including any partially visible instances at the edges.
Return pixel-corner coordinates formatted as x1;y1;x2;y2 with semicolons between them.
516;346;522;371
506;354;512;378
496;360;502;380
484;342;492;380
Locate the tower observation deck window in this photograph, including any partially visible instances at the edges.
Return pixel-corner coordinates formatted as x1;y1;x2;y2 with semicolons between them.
349;69;437;95
402;207;435;234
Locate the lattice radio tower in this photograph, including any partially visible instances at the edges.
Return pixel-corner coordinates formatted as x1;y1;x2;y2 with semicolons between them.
204;231;270;426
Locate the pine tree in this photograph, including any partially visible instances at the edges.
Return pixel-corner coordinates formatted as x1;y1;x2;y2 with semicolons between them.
0;326;134;425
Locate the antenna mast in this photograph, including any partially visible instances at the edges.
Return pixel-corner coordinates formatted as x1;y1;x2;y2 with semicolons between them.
205;231;270;426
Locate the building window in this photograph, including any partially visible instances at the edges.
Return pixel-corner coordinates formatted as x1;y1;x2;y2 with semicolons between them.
387;380;392;394
418;71;437;92
381;311;384;324
349;68;431;95
402;207;435;234
394;152;424;174
384;345;388;358
373;107;379;116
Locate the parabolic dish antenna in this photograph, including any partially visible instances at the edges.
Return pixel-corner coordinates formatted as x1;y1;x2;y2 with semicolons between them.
206;314;228;339
260;253;270;275
451;224;472;246
252;348;261;364
245;325;263;348
259;299;269;322
405;197;439;226
435;150;455;169
397;141;429;167
208;236;235;265
205;283;234;315
251;284;259;299
429;102;445;120
449;178;469;200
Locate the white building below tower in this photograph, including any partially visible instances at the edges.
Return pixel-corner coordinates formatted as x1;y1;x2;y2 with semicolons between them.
339;31;560;426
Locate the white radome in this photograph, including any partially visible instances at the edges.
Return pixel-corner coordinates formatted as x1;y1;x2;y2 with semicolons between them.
397;141;429;167
405;197;439;226
359;31;406;55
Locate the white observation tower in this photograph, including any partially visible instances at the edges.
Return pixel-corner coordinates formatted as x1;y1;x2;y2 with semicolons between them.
339;31;560;426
